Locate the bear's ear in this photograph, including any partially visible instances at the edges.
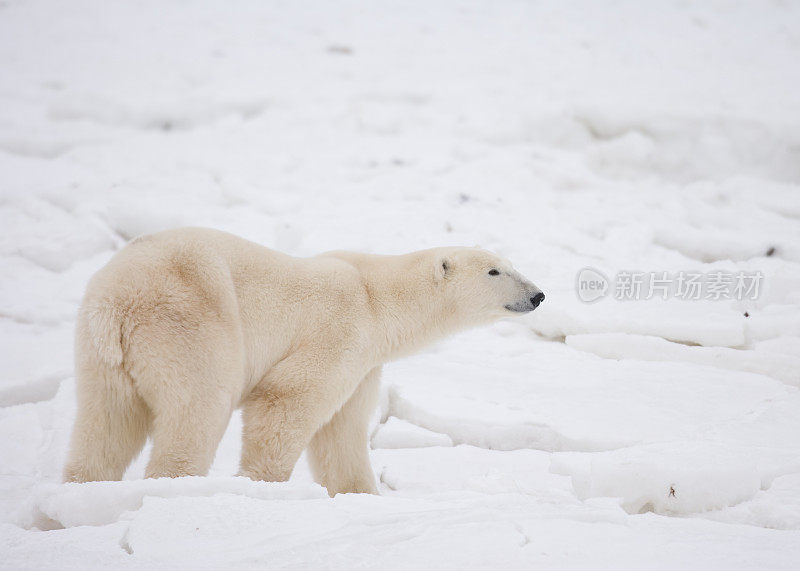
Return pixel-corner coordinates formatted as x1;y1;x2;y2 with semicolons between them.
436;258;450;282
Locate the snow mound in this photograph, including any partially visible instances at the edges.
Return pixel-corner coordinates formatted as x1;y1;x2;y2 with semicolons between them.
371;417;453;449
565;333;800;386
553;443;762;515
386;384;630;453
697;472;800;530
374;445;573;496
29;477;327;529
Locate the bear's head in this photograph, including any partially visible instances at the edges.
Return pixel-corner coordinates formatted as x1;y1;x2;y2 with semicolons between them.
433;247;544;325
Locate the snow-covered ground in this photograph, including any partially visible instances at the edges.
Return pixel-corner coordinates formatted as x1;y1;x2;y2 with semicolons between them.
2;0;800;568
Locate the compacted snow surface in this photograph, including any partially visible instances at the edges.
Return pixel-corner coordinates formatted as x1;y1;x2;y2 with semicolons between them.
1;0;800;569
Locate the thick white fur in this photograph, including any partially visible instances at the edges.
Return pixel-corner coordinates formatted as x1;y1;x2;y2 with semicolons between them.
63;227;541;495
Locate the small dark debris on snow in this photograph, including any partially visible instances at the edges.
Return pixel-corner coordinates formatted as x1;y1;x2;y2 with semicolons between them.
327;45;353;55
458;193;470;204
766;246;776;257
744;312;749;318
669;486;676;498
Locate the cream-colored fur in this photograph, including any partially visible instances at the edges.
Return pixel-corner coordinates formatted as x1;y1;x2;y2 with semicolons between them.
63;227;543;495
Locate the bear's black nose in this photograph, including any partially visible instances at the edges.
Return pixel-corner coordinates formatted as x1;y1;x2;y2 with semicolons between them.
531;292;545;308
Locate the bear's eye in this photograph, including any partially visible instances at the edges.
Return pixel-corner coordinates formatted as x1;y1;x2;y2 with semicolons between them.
488;269;500;276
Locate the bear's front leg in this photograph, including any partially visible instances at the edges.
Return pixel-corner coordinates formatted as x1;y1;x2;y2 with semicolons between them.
238;354;365;484
307;366;381;496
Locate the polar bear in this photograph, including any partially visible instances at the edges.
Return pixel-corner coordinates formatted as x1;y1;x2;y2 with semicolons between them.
63;227;544;495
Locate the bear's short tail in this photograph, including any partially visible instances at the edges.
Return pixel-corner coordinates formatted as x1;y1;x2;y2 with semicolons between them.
78;300;126;368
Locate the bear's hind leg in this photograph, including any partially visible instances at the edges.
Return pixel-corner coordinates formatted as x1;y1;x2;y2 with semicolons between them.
132;320;242;479
144;398;232;479
63;362;150;483
307;366;381;496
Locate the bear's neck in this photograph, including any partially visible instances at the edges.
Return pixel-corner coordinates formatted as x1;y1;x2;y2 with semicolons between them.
358;253;466;362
